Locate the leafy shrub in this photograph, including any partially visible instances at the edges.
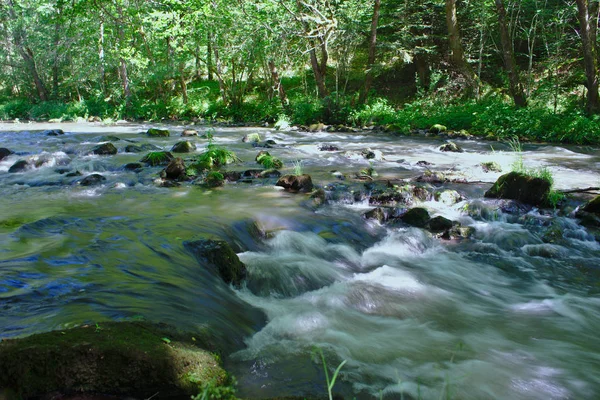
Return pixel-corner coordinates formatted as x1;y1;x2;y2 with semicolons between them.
0;99;32;119
350;98;397;126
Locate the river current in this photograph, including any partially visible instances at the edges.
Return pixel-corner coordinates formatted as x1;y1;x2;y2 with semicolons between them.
1;122;599;399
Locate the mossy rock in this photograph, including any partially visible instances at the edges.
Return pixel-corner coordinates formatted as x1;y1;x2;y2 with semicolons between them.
484;171;551;207
147;128;170;137
171;140;197;153
429;124;447;134
276;174;314;193
401;207;430;228
125;143;161;153
481;161;502;173
242;133;261;143
583;195;600;214
140;151;174;167
428;216;454;233
434;190;463;205
439;141;463;153
0;322;227;399
91;143;118;155
184;239;247;286
78;174;106;186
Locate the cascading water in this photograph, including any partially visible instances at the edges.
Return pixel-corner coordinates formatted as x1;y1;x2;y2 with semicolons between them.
1;122;599;399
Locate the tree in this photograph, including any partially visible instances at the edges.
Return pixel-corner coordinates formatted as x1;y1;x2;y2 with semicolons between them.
575;0;600;114
359;0;380;104
495;0;527;107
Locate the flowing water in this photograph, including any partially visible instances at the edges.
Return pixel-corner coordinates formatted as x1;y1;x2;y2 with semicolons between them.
1;122;600;399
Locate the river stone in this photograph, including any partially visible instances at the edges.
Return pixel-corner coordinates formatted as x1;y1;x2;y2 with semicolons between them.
123;162;143;171
434;190;463;205
276;174;314;193
0;321;226;398
181;129;198;137
364;207;388;223
481;161;502;173
583;195;600;214
318;144;340;151
96;135;121;142
164;157;187;180
125;143;161;153
439;141;463;153
401;207;430;228
429;124;447;134
171;141;196;153
255;150;271;161
8;160;30;173
147;128;170;137
140;151;174;166
428;216;454;233
66;170;82;177
92;143;118;155
79;174;106;186
242;133;261;143
260;169;282;178
485;171;551;207
442;225;475;240
43;129;64;136
0;148;13;161
184;239;247;286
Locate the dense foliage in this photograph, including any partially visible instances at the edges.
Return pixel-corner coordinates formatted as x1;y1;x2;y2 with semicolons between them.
1;0;600;143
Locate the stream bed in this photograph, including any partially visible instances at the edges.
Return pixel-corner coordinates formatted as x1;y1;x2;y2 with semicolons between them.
1;122;600;399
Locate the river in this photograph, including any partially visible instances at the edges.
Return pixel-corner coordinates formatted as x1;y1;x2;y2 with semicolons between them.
1;122;599;399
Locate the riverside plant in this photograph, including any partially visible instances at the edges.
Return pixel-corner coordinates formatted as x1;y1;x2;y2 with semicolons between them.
292;160;303;176
191;144;240;172
256;153;283;169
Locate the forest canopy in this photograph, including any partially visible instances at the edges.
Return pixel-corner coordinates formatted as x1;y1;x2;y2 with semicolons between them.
1;0;600;144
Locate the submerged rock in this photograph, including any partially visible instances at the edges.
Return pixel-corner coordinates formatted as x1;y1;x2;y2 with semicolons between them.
91;143;118;155
8;160;30;173
428;216;454;233
123;162;143;171
96;135;121;142
0;321;226;398
0;148;14;161
363;207;389;223
318;144;339;151
146;128;170;137
171;141;196;153
276;174;314;193
485;171;551;207
401;207;430;228
79;174;106;186
125;143;161;153
184;239;247;286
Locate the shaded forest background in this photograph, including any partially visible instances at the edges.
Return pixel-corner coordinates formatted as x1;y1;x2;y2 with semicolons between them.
2;0;600;144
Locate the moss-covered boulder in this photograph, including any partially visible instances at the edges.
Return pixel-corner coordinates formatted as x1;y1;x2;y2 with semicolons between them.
484;171;551;206
363;207;388;223
125;143;161;153
0;148;13;161
276;174;314;193
439;141;463;153
184;239;247;286
481;161;502;173
428;216;454;233
147;128;170;137
0;322;227;399
434;190;463;205
429;124;447;134
91;143;118;155
583;195;600;214
401;207;430;228
242;133;261;143
171;141;197;153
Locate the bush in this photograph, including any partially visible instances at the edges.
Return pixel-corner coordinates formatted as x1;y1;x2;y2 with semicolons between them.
0;99;32;119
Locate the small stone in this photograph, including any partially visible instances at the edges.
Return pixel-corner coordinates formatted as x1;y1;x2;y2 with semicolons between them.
401;207;430;228
91;143;118;155
181;129;198;137
146;128;170;137
79;174;106;186
171;141;197;153
8;160;30;173
439;142;463;153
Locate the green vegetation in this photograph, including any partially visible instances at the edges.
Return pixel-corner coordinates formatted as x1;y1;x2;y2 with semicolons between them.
141;151;174;167
256;152;283;169
314;348;346;400
203;171;225;188
1;0;599;144
190;144;240;172
292;160;303;176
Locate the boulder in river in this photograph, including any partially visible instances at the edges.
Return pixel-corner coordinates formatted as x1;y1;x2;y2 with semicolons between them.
242;133;261;143
146;128;170;137
439;141;463;153
0;321;226;398
401;207;430;228
481;161;502;173
164;157;187;180
43;129;64;136
91;142;118;155
276;174;314;193
181;129;198;137
8;160;31;173
79;174;106;186
363;207;389;223
184;239;247;286
582;195;600;214
171;140;196;153
434;190;463;205
140;151;174;166
429;124;447;134
428;215;454;233
485;171;551;207
123;162;143;171
0;148;13;161
125;143;161;153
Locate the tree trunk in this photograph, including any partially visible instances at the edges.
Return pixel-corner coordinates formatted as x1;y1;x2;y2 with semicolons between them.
445;0;480;96
7;0;49;101
213;46;228;105
576;0;600;114
179;62;188;104
99;19;106;95
268;59;289;110
207;32;213;81
359;0;380;105
308;41;328;98
495;0;527;107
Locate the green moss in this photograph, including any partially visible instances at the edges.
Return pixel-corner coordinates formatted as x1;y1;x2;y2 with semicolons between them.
429;124;447;134
0;322;226;398
0;218;26;230
147;128;170;137
141;151;174;166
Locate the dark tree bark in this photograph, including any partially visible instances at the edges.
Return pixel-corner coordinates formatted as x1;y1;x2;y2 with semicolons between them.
207;32;213;81
495;0;527;107
268;59;289;110
445;0;480;96
576;0;600;114
359;0;380;105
